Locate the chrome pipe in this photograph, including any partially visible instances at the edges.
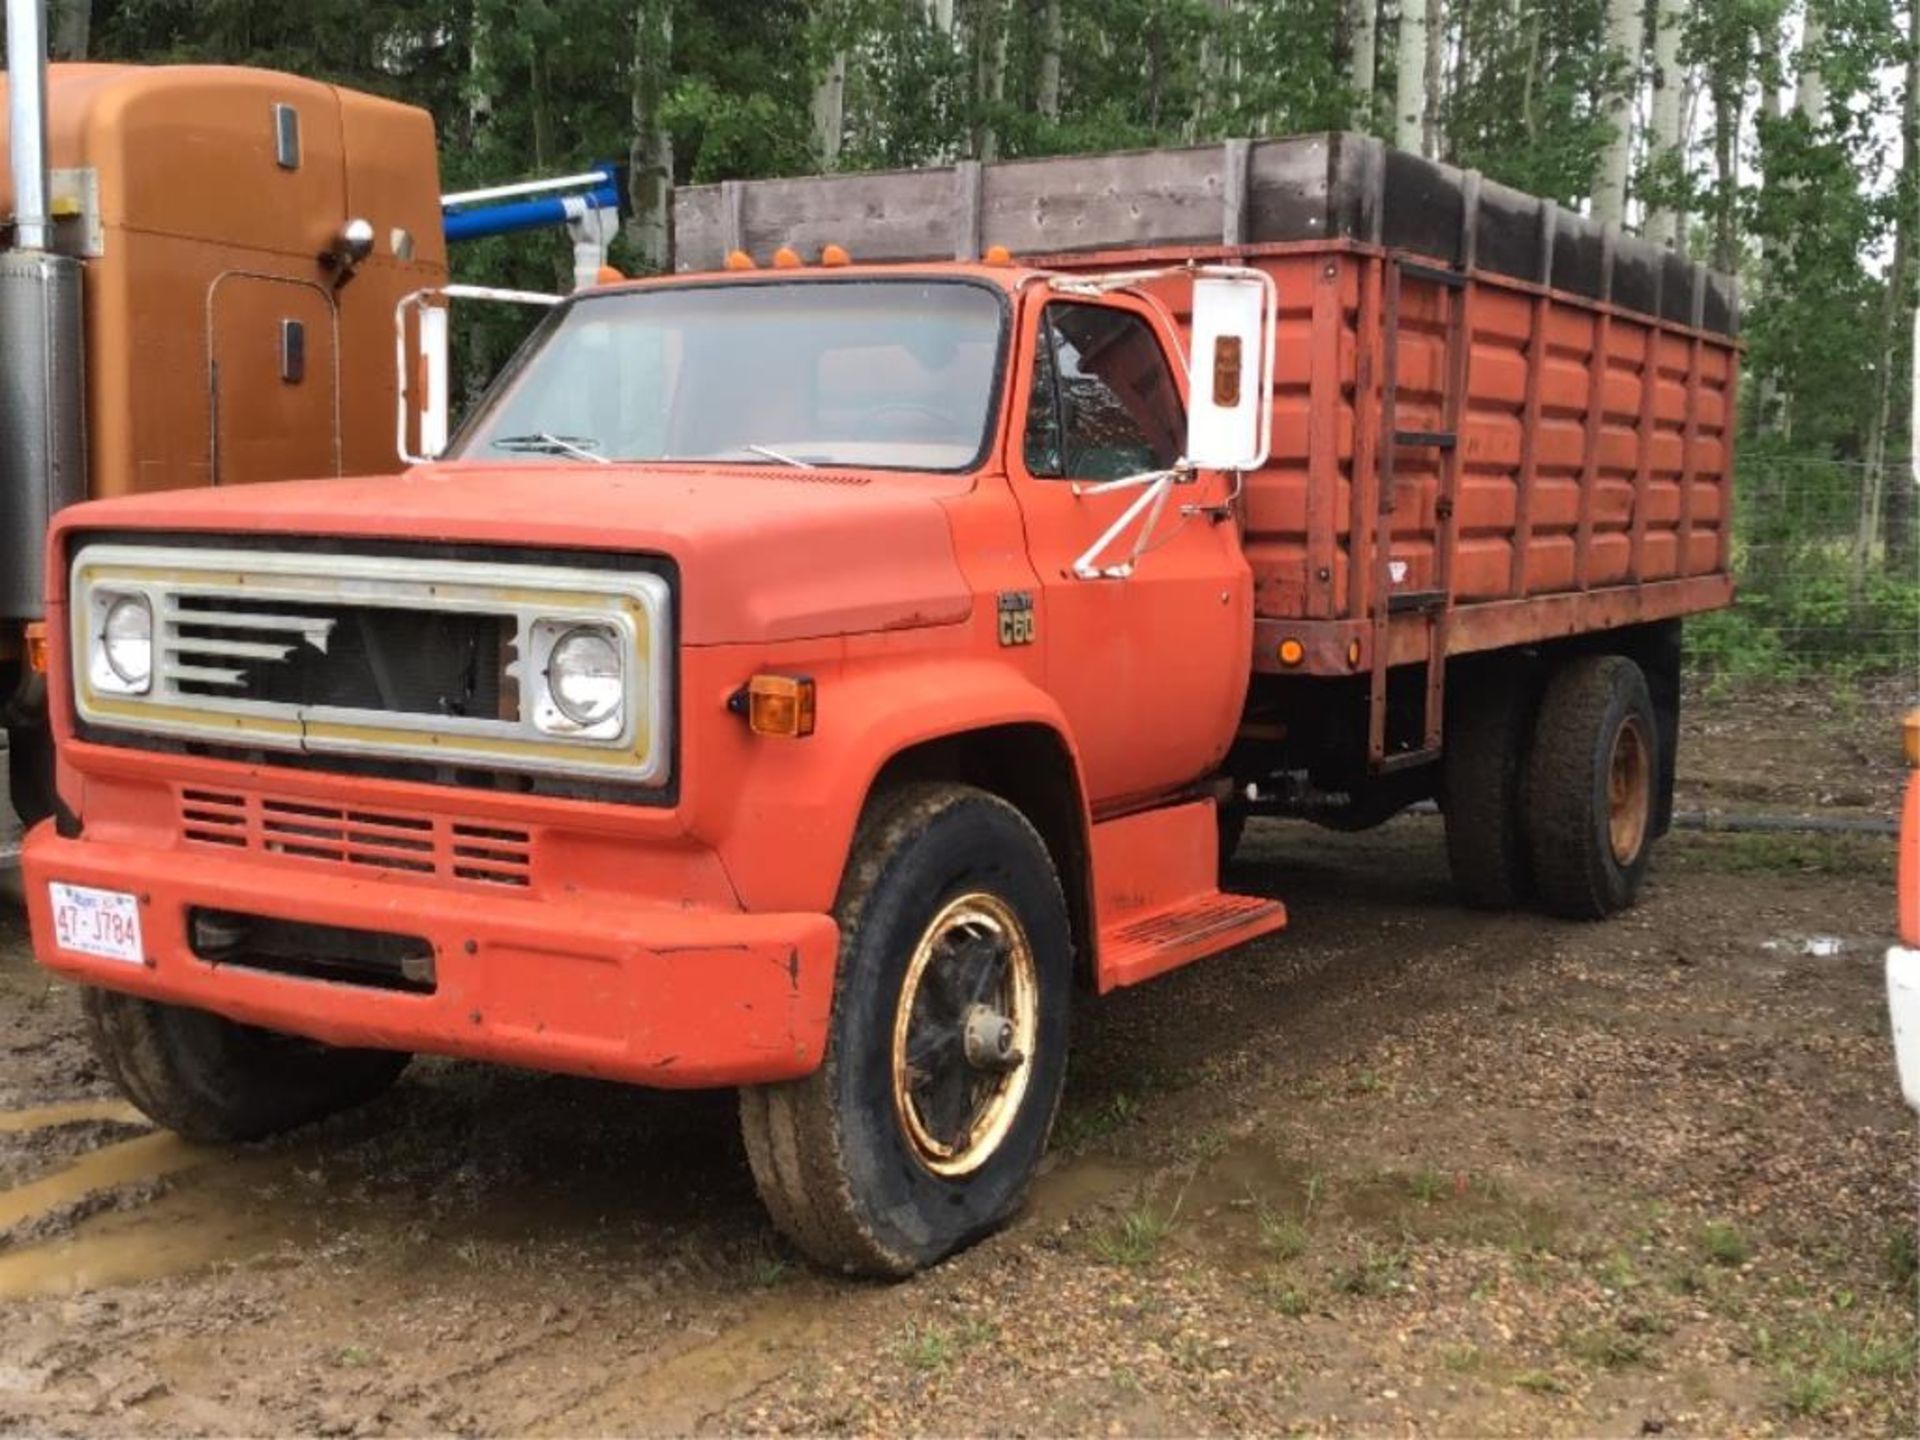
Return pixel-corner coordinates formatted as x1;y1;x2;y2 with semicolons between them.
6;0;50;251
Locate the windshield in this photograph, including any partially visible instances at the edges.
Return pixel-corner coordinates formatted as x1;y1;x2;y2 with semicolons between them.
454;279;1006;471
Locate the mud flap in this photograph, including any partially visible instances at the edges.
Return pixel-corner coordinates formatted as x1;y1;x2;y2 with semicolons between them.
0;729;19;874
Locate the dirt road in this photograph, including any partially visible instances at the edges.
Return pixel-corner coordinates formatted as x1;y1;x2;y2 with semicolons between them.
0;684;1913;1436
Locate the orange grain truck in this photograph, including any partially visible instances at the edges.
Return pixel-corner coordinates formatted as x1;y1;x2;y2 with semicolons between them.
0;11;448;848
23;133;1738;1274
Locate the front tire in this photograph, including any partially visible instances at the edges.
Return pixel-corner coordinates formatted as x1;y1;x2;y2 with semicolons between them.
1524;655;1659;919
83;989;409;1142
740;783;1071;1276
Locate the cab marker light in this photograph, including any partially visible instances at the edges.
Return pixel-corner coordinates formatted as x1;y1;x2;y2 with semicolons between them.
772;245;802;269
725;249;757;271
730;675;817;738
1277;637;1305;667
820;243;851;267
984;244;1014;266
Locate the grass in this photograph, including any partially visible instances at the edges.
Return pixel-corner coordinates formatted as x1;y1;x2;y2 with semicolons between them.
1700;1220;1753;1267
1256;1201;1309;1261
1091;1201;1177;1266
1512;1368;1565;1395
1675;831;1889;878
1053;1090;1143;1150
894;1318;997;1374
1258;1274;1315;1316
1564;1323;1650;1371
1407;1167;1450;1205
1336;1243;1410;1298
1595;1248;1642;1292
1886;1227;1917;1289
1439;1342;1483;1374
1752;1314;1917;1420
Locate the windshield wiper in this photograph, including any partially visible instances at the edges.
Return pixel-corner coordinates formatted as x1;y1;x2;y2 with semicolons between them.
742;443;816;469
490;432;612;465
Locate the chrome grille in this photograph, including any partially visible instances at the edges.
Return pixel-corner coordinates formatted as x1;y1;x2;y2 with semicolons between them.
68;543;671;786
165;594;513;718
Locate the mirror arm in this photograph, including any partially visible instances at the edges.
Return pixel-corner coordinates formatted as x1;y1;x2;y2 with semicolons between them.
1069;465;1183;579
1181;467;1244;524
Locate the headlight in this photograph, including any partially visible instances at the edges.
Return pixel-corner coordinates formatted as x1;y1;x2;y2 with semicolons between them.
542;624;624;731
93;592;153;694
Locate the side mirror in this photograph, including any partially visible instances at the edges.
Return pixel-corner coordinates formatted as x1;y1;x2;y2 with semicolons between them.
394;284;565;465
1185;272;1275;472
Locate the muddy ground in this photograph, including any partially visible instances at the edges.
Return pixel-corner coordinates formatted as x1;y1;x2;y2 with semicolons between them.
0;679;1913;1437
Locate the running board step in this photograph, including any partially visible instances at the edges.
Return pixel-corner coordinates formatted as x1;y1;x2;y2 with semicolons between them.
1098;891;1287;992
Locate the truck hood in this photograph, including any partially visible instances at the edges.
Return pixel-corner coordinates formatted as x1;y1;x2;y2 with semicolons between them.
51;462;976;645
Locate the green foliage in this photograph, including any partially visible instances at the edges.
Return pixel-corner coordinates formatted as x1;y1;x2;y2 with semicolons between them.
1701;1219;1753;1267
70;0;1910;541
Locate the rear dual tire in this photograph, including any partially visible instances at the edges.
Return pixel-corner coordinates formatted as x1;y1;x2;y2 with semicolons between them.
1524;655;1658;919
1442;653;1659;920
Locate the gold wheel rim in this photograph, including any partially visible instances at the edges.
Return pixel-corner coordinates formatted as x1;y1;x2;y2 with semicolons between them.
1608;715;1652;865
890;892;1039;1178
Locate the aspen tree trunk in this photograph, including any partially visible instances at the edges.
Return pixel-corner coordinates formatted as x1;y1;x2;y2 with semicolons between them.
1710;77;1741;272
1674;69;1699;251
813;51;847;167
1592;0;1645;225
467;1;494;142
1351;0;1378;129
1396;0;1429;153
50;0;86;60
974;0;1009;161
1037;0;1063;119
628;0;674;274
1423;0;1445;156
1795;1;1826;127
1854;0;1918;585
1196;0;1234;139
1644;0;1685;245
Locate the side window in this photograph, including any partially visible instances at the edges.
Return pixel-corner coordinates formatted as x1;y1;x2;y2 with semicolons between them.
1022;303;1184;481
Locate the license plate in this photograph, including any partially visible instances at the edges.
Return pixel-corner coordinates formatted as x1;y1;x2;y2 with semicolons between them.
48;883;145;965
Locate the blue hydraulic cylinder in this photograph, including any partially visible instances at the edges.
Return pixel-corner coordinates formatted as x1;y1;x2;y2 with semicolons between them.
443;174;621;245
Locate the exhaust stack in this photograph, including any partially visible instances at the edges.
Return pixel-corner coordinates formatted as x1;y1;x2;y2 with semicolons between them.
6;0;47;250
0;0;86;622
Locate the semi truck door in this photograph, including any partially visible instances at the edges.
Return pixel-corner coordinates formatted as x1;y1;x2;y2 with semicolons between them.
1008;295;1253;808
208;273;341;485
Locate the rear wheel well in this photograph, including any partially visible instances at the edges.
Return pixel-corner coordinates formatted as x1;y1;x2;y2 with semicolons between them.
862;725;1094;989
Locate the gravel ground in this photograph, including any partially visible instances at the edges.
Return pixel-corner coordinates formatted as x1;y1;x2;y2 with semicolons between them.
0;680;1912;1436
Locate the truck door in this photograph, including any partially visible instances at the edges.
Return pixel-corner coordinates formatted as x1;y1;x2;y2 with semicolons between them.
208;274;341;485
1007;293;1253;808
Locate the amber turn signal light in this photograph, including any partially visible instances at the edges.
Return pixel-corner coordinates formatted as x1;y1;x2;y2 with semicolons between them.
1276;637;1305;667
744;674;816;738
1904;708;1920;767
24;620;47;675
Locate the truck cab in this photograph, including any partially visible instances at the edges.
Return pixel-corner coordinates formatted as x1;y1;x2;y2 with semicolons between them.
28;258;1283;1275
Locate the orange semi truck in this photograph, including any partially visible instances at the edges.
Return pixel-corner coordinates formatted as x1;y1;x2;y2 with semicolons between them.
0;33;448;846
23;134;1738;1274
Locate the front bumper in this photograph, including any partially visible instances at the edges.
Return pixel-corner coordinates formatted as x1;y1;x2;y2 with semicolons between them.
23;825;839;1089
1888;946;1920;1112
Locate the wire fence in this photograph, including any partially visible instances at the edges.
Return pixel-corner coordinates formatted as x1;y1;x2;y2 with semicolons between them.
1688;456;1920;682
